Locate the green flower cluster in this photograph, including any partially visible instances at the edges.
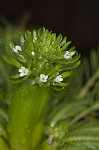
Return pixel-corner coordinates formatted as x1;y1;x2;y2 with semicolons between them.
3;28;80;90
47;123;67;147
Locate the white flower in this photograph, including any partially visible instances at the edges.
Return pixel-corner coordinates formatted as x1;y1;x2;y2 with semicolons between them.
53;75;63;83
13;45;22;53
39;74;48;82
64;51;75;59
33;37;37;42
18;67;29;77
31;51;35;56
63;51;70;59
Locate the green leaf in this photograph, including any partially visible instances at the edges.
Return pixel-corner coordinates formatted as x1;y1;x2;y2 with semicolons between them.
60;41;71;51
61;60;81;71
61;71;72;78
2;55;13;65
12;74;20;79
8;40;14;49
33;29;37;39
2;55;22;68
60;37;66;46
69;46;76;52
19;33;25;46
56;82;69;87
56;34;62;43
48;65;60;76
9;57;22;68
51;86;64;91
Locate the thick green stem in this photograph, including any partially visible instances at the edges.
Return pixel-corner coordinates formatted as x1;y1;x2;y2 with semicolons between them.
7;84;49;150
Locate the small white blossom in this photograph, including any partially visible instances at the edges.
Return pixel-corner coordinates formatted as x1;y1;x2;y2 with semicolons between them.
13;45;22;53
53;75;63;83
64;51;75;59
33;37;37;42
63;51;70;59
31;51;35;56
18;67;29;77
39;74;48;82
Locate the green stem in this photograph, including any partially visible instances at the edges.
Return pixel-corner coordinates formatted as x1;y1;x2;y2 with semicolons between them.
70;102;99;126
7;84;49;150
77;70;99;99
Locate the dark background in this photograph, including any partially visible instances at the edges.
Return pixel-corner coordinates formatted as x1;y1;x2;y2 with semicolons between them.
0;0;99;55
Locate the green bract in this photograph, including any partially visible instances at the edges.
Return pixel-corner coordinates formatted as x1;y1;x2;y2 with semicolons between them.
3;28;80;90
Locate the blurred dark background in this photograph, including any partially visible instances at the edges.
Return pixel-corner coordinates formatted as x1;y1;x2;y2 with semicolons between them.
0;0;99;55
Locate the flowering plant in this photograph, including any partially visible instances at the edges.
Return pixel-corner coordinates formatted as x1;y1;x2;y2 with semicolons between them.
0;26;99;150
1;27;80;150
3;28;80;90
